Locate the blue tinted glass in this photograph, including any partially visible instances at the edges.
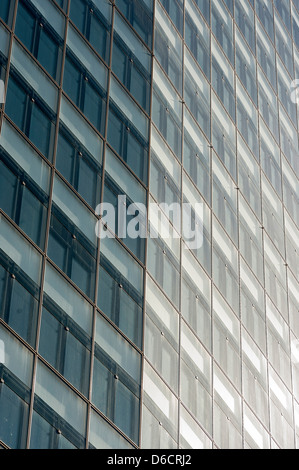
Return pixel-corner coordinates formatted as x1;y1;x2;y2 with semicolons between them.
8;280;39;346
160;0;184;34
83;81;105;133
70;0;86;32
29;104;53;159
112;42;127;84
30;410;78;449
0;0;11;24
48;214;96;299
116;0;153;47
193;0;210;23
98;265;143;348
39;307;90;396
107;109;123;156
5;76;27;130
77;157;101;208
114;380;139;443
19;186;47;248
0;384;29;449
56;130;101;208
70;0;110;63
63;56;81;106
38;29;59;80
15;1;35;52
0;160;18;219
56;132;76;183
89;13;109;61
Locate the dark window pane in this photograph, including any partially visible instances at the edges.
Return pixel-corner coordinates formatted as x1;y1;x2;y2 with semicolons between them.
115;380;139;443
131;66;148;112
39;308;60;368
119;290;142;348
112;42;127;84
30;410;77;449
56;133;76;183
97;265;142;348
38;29;59;79
56;130;101;208
63;57;81;107
92;357;109;413
127;132;146;181
30;411;54;449
0;384;28;449
97;266;114;317
77;157;100;208
83;82;104;132
5;77;27;130
0;0;10;24
89;14;108;61
108;110;123;156
0;265;6;313
47;217;68;272
19;187;47;248
29;104;52;158
70;0;86;33
64;332;90;395
48;214;96;299
116;0;153;47
15;2;35;52
39;307;90;396
8;280;38;346
71;251;95;298
0;161;17;219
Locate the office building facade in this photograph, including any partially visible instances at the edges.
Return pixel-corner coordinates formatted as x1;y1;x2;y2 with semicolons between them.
0;0;299;449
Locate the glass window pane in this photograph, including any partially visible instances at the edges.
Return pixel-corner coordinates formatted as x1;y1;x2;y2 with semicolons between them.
15;2;35;52
5;76;27;131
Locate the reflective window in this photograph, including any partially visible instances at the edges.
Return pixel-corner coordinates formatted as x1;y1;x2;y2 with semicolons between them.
47;201;97;300
112;12;151;113
5;71;56;161
92;313;141;444
70;0;111;63
15;0;64;81
116;0;153;47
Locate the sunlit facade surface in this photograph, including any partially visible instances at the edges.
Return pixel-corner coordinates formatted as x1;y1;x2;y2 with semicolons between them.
0;0;299;450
